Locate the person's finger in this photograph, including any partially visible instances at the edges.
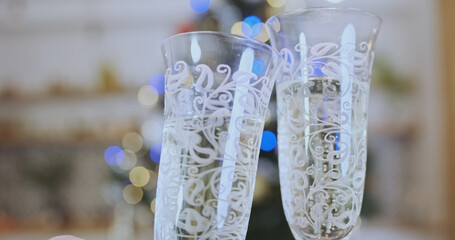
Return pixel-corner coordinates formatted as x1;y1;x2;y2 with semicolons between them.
49;235;85;240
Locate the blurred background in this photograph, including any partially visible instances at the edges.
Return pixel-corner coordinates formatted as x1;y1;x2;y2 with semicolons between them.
0;0;454;239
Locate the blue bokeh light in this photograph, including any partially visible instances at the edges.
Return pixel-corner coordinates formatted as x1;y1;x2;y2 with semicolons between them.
104;146;125;166
242;16;262;38
190;0;210;13
252;59;265;75
312;60;325;77
149;74;165;94
261;131;277;152
282;52;292;65
335;133;340;151
150;144;162;164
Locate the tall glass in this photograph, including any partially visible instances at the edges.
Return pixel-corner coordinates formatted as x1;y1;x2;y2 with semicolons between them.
154;31;279;240
266;8;382;240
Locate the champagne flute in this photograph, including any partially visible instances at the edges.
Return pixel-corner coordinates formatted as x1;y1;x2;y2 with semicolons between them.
154;31;280;240
266;8;382;240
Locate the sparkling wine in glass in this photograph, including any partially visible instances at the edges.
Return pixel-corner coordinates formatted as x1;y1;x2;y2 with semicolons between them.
266;8;382;240
154;31;280;240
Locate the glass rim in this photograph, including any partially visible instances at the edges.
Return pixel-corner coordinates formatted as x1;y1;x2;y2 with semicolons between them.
161;31;280;57
266;7;382;26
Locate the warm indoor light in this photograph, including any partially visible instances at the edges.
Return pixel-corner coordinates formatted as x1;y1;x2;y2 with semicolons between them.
129;166;151;188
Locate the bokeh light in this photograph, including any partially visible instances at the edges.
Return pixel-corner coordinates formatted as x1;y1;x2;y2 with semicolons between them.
190;0;210;13
254;23;270;42
129;166;151;187
148;74;165;94
252;59;265;75
138;85;158;107
312;60;325;77
150;198;156;214
231;21;244;36
327;0;343;3
267;0;287;8
260;130;277;151
141;120;162;144
122;184;143;205
119;150;137;171
122;132;143;153
242;16;262;38
104;146;124;166
150;144;162;164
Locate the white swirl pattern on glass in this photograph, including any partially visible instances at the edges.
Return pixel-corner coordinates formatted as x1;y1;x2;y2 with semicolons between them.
154;60;273;240
276;41;372;238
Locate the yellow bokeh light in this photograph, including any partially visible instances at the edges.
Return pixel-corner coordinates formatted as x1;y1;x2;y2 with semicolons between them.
231;21;245;36
122;132;143;153
129;166;150;187
267;0;287;8
267;5;283;19
138;85;158;107
150;198;156;214
254;23;270;43
122;184;143;204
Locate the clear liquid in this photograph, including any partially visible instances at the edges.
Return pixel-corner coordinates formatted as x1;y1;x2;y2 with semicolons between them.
154;115;264;240
277;77;368;240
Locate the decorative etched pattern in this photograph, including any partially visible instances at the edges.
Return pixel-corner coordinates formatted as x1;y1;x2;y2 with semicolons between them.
154;60;273;240
276;41;372;238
